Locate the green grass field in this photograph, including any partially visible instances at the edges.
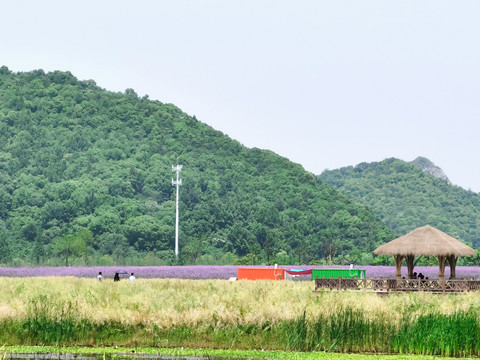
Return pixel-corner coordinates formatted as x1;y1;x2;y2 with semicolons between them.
1;277;480;357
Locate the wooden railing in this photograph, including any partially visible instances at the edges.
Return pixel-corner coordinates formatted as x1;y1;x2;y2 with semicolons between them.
314;277;480;293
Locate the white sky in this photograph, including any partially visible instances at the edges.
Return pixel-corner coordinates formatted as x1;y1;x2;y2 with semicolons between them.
2;1;480;192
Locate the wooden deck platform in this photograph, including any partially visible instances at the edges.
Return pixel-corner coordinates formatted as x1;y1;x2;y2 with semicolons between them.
314;277;480;293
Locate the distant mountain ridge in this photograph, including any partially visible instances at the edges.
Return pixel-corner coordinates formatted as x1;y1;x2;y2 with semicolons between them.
319;157;480;247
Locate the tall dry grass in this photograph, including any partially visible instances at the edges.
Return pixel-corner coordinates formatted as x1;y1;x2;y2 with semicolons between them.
1;277;479;327
2;276;480;355
1;277;316;327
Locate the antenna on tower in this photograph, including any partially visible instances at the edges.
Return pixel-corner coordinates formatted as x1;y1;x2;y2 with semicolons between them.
172;165;183;258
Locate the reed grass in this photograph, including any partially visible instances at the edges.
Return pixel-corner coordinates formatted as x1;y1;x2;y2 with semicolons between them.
1;277;480;356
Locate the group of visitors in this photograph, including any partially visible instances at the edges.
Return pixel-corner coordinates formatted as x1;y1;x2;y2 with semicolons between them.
412;272;427;280
96;271;136;282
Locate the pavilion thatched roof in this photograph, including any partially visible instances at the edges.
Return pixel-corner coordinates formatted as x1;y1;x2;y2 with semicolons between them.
374;225;476;257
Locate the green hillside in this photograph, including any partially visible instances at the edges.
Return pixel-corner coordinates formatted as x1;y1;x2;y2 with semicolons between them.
319;157;480;248
0;66;395;266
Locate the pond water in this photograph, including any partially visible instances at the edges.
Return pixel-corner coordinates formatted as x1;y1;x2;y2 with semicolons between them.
2;353;254;360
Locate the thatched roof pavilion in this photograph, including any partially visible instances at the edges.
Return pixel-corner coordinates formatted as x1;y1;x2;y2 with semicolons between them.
374;225;476;280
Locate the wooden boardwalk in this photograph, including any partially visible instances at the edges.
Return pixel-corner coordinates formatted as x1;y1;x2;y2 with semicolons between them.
314;277;480;294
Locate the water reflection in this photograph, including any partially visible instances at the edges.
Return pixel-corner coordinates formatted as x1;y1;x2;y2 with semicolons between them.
3;353;254;360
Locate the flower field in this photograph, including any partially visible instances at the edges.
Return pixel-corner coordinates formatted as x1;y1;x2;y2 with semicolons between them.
1;265;480;279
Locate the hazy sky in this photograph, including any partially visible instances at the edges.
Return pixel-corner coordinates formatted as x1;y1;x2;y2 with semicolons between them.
2;1;480;192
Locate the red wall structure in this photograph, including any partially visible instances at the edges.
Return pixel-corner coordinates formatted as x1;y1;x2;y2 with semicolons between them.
237;268;285;280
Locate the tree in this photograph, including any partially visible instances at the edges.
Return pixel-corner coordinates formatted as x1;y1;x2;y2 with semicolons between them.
31;239;45;265
98;233;129;263
0;222;11;264
181;233;205;265
53;230;91;266
255;226;281;265
293;236;312;264
54;234;74;266
77;229;93;265
321;238;340;264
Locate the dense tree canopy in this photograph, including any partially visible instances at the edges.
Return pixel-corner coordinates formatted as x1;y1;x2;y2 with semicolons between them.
319;158;480;250
0;67;395;266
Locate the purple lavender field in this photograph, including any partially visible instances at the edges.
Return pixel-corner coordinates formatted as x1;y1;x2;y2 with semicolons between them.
1;265;480;280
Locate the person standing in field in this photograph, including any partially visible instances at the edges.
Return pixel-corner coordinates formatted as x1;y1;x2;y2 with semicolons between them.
97;271;103;282
129;272;135;283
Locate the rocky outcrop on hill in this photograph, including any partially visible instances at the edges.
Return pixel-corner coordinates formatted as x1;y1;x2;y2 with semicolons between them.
411;156;450;183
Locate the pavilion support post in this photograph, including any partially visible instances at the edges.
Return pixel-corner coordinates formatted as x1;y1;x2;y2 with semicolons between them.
438;255;446;284
406;255;415;279
394;255;405;286
447;255;458;279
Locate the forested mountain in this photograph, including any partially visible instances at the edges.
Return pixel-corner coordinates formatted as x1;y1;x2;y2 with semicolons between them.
0;67;395;266
319;157;480;248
